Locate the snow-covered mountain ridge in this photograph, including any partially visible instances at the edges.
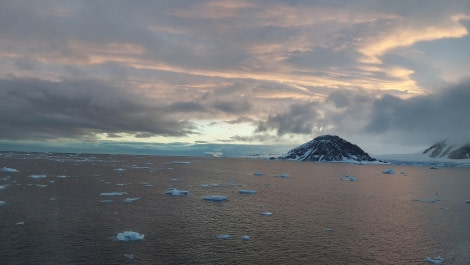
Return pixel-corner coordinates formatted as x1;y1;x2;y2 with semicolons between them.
423;140;470;159
278;135;376;162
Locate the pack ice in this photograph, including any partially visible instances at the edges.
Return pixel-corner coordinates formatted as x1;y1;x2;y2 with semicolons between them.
116;231;144;241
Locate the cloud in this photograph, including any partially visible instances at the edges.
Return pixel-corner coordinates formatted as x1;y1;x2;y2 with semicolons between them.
256;102;322;135
0;78;196;141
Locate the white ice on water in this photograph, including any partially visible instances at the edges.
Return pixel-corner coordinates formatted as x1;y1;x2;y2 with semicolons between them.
239;189;257;194
340;175;357;181
425;255;444;264
165;188;188;196
253;172;263;176
172;161;191;165
56;175;69;178
0;185;8;190
28;174;47;179
100;192;128;196
1;167;19;173
124;198;141;203
203;195;227;201
116;231;144;241
217;234;230;239
242;235;250;240
113;168;126;171
258;211;273;216
382;168;396;174
0;201;5;206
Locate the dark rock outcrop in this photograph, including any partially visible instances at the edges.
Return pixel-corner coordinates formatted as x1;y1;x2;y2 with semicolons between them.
279;135;376;162
423;141;470;159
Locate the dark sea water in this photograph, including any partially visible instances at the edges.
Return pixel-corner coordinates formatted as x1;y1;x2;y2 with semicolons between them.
1;152;470;264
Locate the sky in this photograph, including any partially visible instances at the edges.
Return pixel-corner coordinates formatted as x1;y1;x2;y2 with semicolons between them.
1;0;470;155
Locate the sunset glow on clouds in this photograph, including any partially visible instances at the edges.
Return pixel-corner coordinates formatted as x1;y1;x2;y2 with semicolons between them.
1;1;469;154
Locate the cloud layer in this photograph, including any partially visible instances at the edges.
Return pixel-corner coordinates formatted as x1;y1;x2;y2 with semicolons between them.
0;1;469;153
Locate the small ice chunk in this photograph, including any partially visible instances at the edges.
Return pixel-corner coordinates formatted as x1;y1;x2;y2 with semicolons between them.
412;198;422;202
239;189;257;194
116;231;144;241
28;174;47;179
201;184;209;188
36;184;48;188
172;161;191;165
0;201;5;206
16;221;24;225
258;211;273;216
124;198;141;203
242;235;250;240
115;183;126;186
165;188;188;196
56;175;68;178
113;168;126;171
280;173;291;178
203;195;227;201
465;200;470;203
211;183;219;187
425;256;444;264
0;185;8;190
2;167;19;173
427;198;438;203
258;204;264;208
217;234;230;239
326;228;333;232
100;192;128;196
124;253;134;259
101;199;113;203
340;175;357;181
382;168;396;174
253;172;263;176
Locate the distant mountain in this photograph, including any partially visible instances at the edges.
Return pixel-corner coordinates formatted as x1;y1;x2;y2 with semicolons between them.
278;135;376;162
423;140;470;159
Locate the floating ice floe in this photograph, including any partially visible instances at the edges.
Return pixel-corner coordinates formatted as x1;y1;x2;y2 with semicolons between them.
203;195;227;201
242;235;250;240
0;185;8;190
124;253;134;259
116;231;144;241
217;234;230;239
101;199;113;203
239;189;257;194
113;168;126;171
253;172;263;176
340;175;357;181
425;255;444;264
382;168;396;174
100;192;128;196
28;174;47;179
165;188;188;196
258;211;273;216
16;221;24;225
0;201;5;206
36;184;48;188
172;161;191;165
56;175;68;178
124;198;141;203
1;167;19;173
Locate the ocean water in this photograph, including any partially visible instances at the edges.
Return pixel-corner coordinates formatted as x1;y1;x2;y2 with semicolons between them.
1;152;469;264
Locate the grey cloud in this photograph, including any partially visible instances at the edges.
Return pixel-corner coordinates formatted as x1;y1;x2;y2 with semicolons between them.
0;78;196;141
364;80;470;144
212;99;251;114
257;102;320;135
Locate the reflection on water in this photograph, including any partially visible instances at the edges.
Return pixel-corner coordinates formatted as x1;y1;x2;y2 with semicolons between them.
0;152;469;264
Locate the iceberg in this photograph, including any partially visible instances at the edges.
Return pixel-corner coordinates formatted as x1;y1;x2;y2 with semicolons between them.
239;189;257;194
116;231;144;241
100;192;128;196
172;161;191;165
258;211;273;216
165;188;188;196
28;174;47;179
425;256;444;264
217;234;230;239
203;195;227;201
382;168;396;174
340;175;357;181
1;167;19;173
124;198;141;203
